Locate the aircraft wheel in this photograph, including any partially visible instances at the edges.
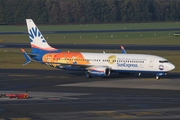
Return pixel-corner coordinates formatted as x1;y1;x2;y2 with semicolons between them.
85;72;92;78
156;76;160;80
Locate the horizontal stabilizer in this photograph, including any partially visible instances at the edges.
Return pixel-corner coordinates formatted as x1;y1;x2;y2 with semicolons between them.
21;48;32;66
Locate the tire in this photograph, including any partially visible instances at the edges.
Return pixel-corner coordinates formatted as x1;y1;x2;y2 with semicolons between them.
156;76;160;80
85;72;92;78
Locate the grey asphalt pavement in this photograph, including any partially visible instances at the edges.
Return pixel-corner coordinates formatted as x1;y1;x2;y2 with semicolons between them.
0;69;180;120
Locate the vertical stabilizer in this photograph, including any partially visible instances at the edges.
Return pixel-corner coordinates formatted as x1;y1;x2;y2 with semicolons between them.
26;19;60;53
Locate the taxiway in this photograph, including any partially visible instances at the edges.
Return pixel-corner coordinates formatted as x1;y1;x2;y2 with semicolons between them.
0;68;180;120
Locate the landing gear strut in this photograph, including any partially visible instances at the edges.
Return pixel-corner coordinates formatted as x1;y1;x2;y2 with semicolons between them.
156;72;167;80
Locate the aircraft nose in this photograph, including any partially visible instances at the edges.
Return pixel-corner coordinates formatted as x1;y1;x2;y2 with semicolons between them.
168;63;175;71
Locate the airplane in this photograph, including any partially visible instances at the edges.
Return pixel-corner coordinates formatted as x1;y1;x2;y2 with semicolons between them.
21;19;175;79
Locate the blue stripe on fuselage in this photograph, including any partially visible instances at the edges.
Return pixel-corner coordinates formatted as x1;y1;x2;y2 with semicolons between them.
112;69;165;73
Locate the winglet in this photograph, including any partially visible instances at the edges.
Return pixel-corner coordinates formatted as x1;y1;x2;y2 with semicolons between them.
21;48;32;66
120;46;126;54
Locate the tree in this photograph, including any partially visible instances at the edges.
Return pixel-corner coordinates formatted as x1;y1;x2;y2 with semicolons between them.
0;1;4;23
1;0;180;24
46;0;61;24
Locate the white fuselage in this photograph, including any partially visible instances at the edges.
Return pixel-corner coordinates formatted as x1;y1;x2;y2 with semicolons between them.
42;52;175;73
80;53;174;72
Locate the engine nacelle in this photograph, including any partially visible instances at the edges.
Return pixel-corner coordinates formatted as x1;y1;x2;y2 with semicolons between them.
88;67;111;77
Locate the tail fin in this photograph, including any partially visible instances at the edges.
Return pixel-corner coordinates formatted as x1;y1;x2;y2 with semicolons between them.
26;19;61;53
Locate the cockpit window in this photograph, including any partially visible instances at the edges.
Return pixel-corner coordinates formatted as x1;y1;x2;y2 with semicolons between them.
159;60;168;63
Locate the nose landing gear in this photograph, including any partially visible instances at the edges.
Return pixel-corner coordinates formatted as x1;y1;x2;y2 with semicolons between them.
156;76;160;80
156;72;167;80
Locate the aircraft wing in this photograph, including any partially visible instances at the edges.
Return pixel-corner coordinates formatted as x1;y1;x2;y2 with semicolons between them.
120;46;126;54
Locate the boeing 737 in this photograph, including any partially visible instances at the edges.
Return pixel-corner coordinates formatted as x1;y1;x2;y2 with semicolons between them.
21;19;175;79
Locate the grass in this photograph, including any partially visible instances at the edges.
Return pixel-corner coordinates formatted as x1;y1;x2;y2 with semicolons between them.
0;22;180;72
0;48;180;72
1;21;180;32
1;21;180;45
0;31;180;45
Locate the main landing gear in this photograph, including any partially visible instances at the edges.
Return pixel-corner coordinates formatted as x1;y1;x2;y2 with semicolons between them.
85;72;92;78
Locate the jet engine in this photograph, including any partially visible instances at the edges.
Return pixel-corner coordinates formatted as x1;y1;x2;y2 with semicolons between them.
86;67;111;78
